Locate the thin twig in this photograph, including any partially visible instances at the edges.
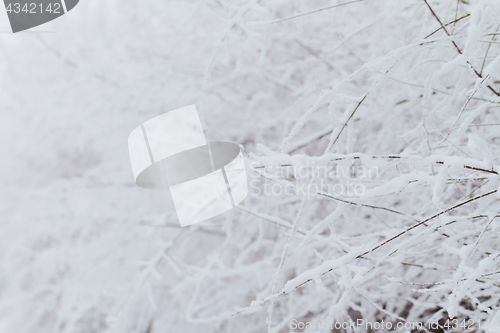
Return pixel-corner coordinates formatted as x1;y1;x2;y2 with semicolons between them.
316;191;419;220
254;155;499;175
287;190;497;293
269;0;364;24
355;189;497;259
436;74;490;147
422;0;500;96
423;14;470;39
480;24;500;75
326;93;368;152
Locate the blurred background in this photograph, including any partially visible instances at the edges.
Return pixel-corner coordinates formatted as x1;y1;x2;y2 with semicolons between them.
1;0;500;332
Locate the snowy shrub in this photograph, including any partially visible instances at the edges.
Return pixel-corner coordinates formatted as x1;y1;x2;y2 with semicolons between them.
0;0;500;332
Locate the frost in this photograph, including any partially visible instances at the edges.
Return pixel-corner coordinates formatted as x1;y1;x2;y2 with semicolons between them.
1;0;500;332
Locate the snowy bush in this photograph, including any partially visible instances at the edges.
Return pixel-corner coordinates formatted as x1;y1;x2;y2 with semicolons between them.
0;0;500;332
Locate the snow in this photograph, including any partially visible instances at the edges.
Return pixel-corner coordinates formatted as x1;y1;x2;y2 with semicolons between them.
1;0;500;332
